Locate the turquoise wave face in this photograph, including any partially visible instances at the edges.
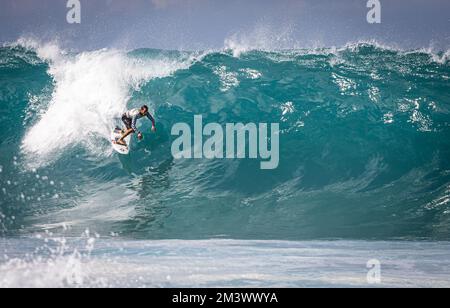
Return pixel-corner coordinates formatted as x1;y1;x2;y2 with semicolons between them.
0;43;449;240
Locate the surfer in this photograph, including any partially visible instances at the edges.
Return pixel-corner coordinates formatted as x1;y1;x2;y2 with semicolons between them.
115;105;156;146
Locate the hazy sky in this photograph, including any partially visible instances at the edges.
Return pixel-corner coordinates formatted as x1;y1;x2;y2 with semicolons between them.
0;0;449;50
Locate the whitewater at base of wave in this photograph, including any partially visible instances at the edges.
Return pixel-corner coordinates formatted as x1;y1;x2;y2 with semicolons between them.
1;236;450;288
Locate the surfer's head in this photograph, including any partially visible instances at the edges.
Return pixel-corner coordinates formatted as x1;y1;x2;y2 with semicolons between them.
140;105;149;115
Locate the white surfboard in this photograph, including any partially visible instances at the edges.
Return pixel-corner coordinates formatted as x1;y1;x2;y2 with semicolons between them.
111;127;132;155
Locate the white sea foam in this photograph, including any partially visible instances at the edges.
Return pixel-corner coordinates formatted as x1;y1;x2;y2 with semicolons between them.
239;68;262;80
213;65;239;92
1;238;450;288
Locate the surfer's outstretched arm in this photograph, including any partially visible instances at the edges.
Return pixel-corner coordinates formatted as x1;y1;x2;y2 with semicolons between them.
147;113;156;132
131;115;139;133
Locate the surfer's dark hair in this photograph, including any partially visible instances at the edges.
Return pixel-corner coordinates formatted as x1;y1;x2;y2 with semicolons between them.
141;105;149;112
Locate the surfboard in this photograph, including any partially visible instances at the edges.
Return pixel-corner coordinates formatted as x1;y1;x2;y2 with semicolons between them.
111;127;132;155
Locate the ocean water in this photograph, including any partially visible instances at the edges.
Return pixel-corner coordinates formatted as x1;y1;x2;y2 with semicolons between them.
1;39;450;287
1;238;450;288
